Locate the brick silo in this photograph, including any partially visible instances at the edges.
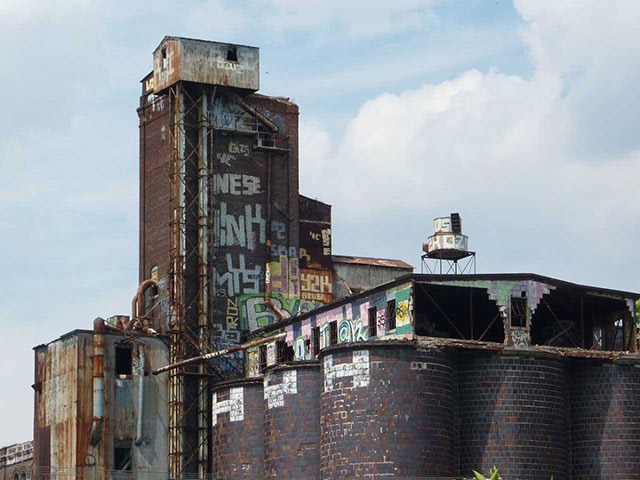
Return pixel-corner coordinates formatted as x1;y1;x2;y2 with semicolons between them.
263;362;322;478
570;360;640;479
211;378;264;478
457;352;569;479
319;342;456;478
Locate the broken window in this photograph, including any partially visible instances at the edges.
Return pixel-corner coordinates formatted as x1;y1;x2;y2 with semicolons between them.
276;340;293;363
114;439;132;471
259;345;267;371
329;321;337;345
386;299;396;331
510;295;528;328
368;306;377;337
226;47;238;62
115;345;133;378
161;48;168;70
312;326;320;356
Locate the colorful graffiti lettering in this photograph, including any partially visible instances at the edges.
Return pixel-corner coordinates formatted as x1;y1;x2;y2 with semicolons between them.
338;318;368;344
294;336;308;361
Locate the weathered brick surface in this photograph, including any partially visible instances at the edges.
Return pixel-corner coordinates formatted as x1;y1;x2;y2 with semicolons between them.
319;343;455;478
457;352;569;480
570;361;640;479
263;362;321;479
211;379;264;479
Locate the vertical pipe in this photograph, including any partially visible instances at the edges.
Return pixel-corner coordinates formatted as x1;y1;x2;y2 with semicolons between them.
135;344;146;446
197;89;210;478
264;151;286;321
89;317;105;446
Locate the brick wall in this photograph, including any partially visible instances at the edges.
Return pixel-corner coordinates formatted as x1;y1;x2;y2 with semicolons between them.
263;362;321;478
570;361;640;479
319;343;455;478
211;379;264;479
457;352;570;479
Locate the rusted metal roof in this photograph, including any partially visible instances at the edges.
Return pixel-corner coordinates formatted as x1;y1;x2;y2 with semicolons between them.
332;255;414;270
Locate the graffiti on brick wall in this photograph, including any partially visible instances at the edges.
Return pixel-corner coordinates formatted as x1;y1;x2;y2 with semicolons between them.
300;269;332;303
268;255;300;297
265;370;297;409
239;293;319;331
214;173;262;196
324;350;370;392
337;318;368;344
246;347;261;378
510;327;529;347
214;202;266;250
212;387;244;425
294;335;308;360
299;223;332;269
395;288;412;333
215;253;262;297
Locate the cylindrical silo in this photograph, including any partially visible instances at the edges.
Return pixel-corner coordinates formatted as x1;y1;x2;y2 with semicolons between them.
211;378;264;479
570;359;640;479
457;352;569;479
320;342;455;478
263;362;321;479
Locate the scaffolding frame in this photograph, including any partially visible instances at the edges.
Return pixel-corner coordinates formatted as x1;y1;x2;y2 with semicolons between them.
168;82;224;479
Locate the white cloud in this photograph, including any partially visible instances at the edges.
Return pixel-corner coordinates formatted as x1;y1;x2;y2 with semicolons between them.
300;0;640;290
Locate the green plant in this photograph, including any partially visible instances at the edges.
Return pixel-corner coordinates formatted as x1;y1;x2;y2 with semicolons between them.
473;466;501;480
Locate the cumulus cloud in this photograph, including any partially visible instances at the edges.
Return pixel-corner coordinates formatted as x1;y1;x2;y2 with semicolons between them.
300;0;640;289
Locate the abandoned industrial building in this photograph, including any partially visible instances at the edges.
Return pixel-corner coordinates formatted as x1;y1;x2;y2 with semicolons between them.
24;36;640;479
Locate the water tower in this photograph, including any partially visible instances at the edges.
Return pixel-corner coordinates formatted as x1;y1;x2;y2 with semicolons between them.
421;213;476;274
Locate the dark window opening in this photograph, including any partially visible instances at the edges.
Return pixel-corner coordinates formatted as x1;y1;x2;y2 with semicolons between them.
510;296;528;327
312;327;320;356
530;288;630;350
329;321;337;346
114;440;132;471
161;49;168;70
368;306;377;337
386;300;396;331
276;340;293;363
259;345;267;371
226;47;238;62
414;284;504;343
115;345;133;377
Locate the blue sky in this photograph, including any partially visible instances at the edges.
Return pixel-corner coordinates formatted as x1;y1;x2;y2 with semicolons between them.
1;0;639;446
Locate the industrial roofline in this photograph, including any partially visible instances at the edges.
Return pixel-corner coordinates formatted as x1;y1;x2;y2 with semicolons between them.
152;36;259;55
250;272;640;339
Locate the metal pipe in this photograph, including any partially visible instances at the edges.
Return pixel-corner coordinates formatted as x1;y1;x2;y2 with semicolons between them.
153;332;286;375
89;317;105;446
131;279;159;335
264;151;286;321
135;344;146;446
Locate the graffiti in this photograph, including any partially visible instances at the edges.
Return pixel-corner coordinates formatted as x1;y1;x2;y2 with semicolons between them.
215;202;265;250
324;350;370;392
294;336;308;361
377;310;386;336
395;288;412;333
215;254;262;297
212;387;244;425
216;152;235;166
271;221;286;240
214;173;261;196
270;245;297;258
246;347;261;378
301;269;332;303
320;323;332;350
511;327;529;347
216;60;245;72
213;95;254;132
241;293;298;330
226;297;239;329
266;342;276;366
267;256;300;296
229;142;251;156
337;318;368;344
265;370;297;409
